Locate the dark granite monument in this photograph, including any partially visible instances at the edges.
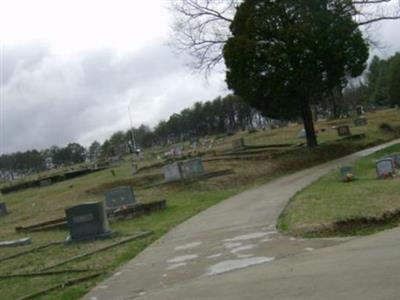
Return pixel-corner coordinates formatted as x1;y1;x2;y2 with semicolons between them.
65;201;111;242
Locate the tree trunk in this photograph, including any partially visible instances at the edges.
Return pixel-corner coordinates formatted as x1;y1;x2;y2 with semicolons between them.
301;98;318;148
331;86;343;119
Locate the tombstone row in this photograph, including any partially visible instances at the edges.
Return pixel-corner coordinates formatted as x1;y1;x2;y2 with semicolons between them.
66;186;137;242
341;153;400;182
164;158;205;183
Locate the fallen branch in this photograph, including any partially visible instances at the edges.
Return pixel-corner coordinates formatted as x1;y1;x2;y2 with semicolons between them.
43;231;153;271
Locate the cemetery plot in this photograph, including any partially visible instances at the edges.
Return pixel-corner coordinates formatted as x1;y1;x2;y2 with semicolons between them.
278;142;400;237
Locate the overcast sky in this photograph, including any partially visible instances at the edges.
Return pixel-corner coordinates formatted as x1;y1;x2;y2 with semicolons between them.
0;0;399;154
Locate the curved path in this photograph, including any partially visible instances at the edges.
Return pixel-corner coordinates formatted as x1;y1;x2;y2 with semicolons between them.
84;139;400;300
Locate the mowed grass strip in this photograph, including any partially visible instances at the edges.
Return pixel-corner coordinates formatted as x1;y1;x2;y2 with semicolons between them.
278;143;400;237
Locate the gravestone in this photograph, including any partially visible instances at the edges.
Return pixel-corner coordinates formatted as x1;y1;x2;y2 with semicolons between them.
40;179;52;187
105;186;136;212
356;105;365;116
164;159;205;183
132;163;138;175
232;138;245;151
297;129;306;138
340;166;354;182
164;162;183;183
65;201;112;242
180;158;204;179
337;125;351;137
376;158;396;178
384;153;400;169
354;117;368;127
0;202;8;216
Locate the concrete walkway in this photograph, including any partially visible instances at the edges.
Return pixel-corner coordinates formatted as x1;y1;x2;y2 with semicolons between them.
83;139;400;300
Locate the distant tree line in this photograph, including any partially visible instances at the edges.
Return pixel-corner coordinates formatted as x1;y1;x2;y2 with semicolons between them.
0;94;269;180
1;52;398;181
341;53;400;109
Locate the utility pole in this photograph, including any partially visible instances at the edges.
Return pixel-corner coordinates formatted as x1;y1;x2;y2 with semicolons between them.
128;105;137;152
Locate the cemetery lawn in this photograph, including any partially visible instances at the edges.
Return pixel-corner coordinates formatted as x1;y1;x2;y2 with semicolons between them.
1;108;400;299
278;143;400;237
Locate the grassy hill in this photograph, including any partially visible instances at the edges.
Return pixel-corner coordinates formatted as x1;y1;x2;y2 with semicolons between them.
0;108;400;299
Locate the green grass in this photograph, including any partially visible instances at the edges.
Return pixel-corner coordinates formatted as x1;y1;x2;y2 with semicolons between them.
278;143;400;237
1;108;400;299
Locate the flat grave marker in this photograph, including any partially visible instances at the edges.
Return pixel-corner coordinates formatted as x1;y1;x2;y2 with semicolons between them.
65;201;112;242
376;158;396;179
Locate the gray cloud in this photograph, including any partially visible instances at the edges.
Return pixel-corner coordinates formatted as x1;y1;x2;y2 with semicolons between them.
1;41;226;153
1;18;399;155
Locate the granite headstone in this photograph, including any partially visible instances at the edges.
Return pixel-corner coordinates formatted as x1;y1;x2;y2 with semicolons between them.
376;158;396;178
65;201;111;241
105;186;136;212
337;125;351;137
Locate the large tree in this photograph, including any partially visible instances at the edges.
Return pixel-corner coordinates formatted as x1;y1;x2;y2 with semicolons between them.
388;54;400;105
171;0;400;72
223;0;369;147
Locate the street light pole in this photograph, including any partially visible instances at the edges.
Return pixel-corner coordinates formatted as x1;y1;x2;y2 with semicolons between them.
128;105;137;152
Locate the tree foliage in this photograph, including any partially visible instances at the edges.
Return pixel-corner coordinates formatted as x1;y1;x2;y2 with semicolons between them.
223;0;369;147
171;0;400;72
367;53;400;106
